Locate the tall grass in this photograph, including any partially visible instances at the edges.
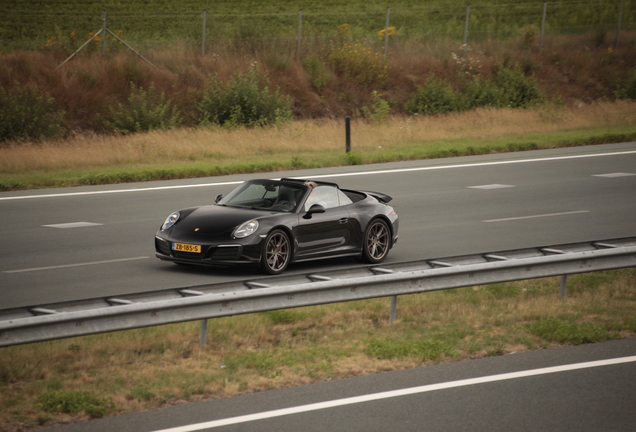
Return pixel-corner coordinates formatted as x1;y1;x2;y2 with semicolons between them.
1;100;635;190
1;269;634;430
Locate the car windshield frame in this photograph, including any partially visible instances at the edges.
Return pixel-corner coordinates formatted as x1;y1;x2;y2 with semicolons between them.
217;180;307;213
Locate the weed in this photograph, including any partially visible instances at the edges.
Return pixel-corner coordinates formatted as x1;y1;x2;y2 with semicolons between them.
526;316;620;345
361;91;391;124
36;391;112;418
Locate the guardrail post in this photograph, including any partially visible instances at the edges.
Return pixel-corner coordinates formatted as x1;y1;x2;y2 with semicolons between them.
200;319;208;345
389;296;397;322
560;275;568;297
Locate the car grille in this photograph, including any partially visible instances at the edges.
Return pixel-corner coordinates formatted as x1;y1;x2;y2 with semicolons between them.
211;245;241;261
155;238;171;255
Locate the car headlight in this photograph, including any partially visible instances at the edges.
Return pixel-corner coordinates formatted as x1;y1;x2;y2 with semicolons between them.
234;219;259;238
161;211;180;230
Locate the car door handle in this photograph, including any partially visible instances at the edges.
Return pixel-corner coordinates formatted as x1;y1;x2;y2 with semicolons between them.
338;218;348;224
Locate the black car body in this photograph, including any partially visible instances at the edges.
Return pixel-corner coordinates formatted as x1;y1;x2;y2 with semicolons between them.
155;178;398;274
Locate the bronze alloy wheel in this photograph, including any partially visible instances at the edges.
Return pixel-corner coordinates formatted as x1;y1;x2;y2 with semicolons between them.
363;219;390;263
261;229;291;274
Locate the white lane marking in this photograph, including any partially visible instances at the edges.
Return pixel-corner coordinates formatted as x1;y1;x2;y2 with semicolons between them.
468;184;515;189
483;210;589;223
42;222;103;229
151;356;636;432
1;150;635;201
2;256;149;274
593;172;636;177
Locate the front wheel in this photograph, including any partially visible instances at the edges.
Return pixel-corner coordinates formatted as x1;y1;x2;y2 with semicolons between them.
362;219;390;264
260;229;291;275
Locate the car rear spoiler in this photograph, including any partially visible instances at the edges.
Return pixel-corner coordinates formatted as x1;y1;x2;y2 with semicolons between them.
362;191;393;204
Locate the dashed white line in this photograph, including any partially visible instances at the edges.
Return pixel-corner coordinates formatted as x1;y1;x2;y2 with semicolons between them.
150;356;636;432
42;222;103;229
2;256;150;273
1;150;635;201
483;210;589;222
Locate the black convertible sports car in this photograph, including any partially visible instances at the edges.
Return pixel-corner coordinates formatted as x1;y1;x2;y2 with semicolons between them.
155;178;399;274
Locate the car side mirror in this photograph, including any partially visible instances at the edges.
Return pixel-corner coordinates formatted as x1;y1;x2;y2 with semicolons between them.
215;194;223;203
303;204;325;219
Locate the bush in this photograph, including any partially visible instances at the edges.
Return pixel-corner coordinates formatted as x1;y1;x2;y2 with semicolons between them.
493;65;544;108
101;83;182;135
406;76;464;115
0;83;64;143
198;68;293;128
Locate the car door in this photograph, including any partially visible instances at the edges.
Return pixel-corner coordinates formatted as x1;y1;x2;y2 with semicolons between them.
294;186;356;258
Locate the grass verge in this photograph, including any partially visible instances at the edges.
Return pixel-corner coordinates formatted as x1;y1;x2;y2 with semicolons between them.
0;269;634;431
1;101;635;191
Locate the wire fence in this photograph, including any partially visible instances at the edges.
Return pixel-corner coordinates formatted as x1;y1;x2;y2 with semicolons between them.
1;1;635;57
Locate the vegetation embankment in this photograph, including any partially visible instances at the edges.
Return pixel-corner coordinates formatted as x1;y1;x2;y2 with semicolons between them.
1;269;634;431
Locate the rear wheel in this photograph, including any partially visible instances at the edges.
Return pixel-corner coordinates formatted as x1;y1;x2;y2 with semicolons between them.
261;229;291;274
362;219;390;264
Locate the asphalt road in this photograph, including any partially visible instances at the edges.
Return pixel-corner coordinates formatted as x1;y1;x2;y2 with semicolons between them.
1;142;635;309
41;338;636;432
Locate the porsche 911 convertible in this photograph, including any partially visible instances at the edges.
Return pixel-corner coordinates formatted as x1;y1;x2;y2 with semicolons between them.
155;178;398;274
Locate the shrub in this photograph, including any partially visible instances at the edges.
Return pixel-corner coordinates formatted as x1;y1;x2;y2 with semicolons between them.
492;65;544;108
198;68;293;128
325;42;389;88
0;83;64;143
406;76;464;115
101;83;182;135
616;69;636;100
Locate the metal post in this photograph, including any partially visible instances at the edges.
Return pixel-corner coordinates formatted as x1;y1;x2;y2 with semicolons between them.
389;296;397;323
202;9;207;58
616;0;624;49
560;275;567;297
200;319;208;345
345;117;351;153
297;9;303;60
540;2;547;51
101;11;107;58
383;7;390;55
463;5;470;46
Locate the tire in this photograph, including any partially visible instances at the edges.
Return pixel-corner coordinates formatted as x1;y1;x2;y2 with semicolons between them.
260;229;291;275
362;218;390;264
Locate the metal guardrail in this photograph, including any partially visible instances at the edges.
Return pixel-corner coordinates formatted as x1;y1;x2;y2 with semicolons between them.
1;237;635;347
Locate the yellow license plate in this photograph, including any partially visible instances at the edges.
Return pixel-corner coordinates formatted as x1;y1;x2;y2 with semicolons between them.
172;242;201;253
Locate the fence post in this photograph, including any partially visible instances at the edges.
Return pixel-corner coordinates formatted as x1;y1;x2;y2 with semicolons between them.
297;9;303;60
383;7;391;55
616;0;624;48
540;2;547;51
202;9;207;58
463;5;470;46
101;11;107;58
345;117;351;153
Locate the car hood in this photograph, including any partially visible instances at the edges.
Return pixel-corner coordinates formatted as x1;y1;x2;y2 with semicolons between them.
169;205;273;237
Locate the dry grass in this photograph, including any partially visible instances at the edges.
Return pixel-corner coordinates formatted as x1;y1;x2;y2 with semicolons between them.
1;101;635;178
1;269;635;431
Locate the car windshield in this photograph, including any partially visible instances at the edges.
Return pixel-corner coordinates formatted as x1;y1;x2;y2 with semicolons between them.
217;181;305;213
